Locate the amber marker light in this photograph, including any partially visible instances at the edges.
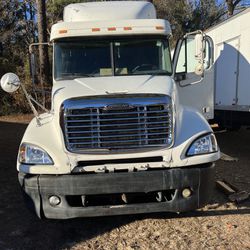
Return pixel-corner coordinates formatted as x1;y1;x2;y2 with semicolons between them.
108;27;116;31
92;28;100;32
124;27;132;31
19;144;26;163
155;26;164;30
59;29;68;34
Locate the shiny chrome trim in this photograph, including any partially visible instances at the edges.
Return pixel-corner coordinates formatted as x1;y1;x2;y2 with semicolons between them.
67;126;170;134
69;138;169;145
61;94;173;153
66;121;171;128
66;115;169;123
63;94;170;109
103;103;135;111
66;109;170;117
68;132;168;140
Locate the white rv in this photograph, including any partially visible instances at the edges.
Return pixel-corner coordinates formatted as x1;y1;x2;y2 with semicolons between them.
0;1;220;219
206;8;250;129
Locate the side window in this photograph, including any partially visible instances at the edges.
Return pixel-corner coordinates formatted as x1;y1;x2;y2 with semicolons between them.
175;35;212;79
186;37;197;73
176;37;198;74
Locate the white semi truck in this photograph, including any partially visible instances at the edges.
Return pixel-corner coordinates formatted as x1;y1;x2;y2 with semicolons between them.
0;1;220;219
206;8;250;129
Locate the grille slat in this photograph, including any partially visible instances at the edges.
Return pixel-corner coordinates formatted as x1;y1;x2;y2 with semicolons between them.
66;120;171;129
66;126;170;134
67;109;170;117
69;137;168;145
62;95;173;152
74;144;168;149
68;132;168;140
66;115;170;123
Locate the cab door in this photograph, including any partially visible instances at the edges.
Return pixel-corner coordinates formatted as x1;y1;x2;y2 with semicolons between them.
172;32;214;120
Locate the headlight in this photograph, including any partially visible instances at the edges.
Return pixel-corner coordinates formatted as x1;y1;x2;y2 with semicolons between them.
19;143;54;165
187;133;218;156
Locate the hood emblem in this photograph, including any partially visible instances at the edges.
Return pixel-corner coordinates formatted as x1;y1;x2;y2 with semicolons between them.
103;103;135;111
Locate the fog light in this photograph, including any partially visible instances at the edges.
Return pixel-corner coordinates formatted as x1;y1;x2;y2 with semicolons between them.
49;195;61;206
182;188;192;198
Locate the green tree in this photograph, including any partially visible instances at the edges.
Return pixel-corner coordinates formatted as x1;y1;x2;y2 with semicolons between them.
0;0;36;114
225;0;250;15
189;0;224;31
153;0;192;45
226;0;242;15
36;0;50;106
47;0;85;28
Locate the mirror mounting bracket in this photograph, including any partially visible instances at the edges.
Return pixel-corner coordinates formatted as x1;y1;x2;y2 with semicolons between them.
28;42;51;54
20;83;49;126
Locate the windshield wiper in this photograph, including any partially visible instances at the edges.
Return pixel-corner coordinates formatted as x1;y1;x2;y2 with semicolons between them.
131;71;171;76
151;71;171;76
56;73;95;80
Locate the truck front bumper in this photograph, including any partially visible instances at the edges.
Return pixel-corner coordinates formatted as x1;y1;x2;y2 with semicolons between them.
18;163;214;219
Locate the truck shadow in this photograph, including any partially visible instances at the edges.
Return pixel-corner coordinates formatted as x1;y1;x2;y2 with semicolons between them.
0;121;249;250
212;42;250;128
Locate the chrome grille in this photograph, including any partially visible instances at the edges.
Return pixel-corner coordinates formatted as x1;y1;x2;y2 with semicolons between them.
62;95;173;152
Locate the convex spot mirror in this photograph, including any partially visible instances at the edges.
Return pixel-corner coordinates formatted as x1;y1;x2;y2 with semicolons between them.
1;73;21;93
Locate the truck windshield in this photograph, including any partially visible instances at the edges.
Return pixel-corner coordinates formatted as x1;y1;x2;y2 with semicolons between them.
54;38;172;80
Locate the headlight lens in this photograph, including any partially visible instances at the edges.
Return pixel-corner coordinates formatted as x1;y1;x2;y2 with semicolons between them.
19;143;54;165
187;133;218;156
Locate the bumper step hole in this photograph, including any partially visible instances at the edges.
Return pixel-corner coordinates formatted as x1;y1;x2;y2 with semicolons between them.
65;190;177;207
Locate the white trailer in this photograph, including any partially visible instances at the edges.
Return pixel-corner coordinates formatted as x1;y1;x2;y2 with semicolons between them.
206;8;250;129
1;1;220;219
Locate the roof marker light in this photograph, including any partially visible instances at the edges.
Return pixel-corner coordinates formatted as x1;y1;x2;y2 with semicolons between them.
156;26;164;30
59;29;68;34
108;27;116;31
92;28;100;32
124;27;132;31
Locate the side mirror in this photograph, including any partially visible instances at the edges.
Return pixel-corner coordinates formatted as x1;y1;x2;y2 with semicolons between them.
195;34;203;60
194;34;204;76
173;31;213;86
29;42;51;85
0;73;21;93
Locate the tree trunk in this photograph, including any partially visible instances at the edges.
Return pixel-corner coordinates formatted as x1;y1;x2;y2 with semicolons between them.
226;0;234;15
226;0;242;16
36;0;50;104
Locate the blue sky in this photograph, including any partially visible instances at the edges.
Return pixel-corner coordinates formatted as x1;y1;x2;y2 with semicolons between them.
216;0;224;4
216;0;250;5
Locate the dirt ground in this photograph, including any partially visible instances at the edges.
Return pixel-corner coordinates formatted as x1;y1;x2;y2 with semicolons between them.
0;116;249;250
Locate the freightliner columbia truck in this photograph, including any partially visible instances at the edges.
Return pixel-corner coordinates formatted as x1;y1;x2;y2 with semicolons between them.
0;1;220;219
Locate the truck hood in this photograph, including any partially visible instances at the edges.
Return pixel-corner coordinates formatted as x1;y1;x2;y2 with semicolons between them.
52;75;174;112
